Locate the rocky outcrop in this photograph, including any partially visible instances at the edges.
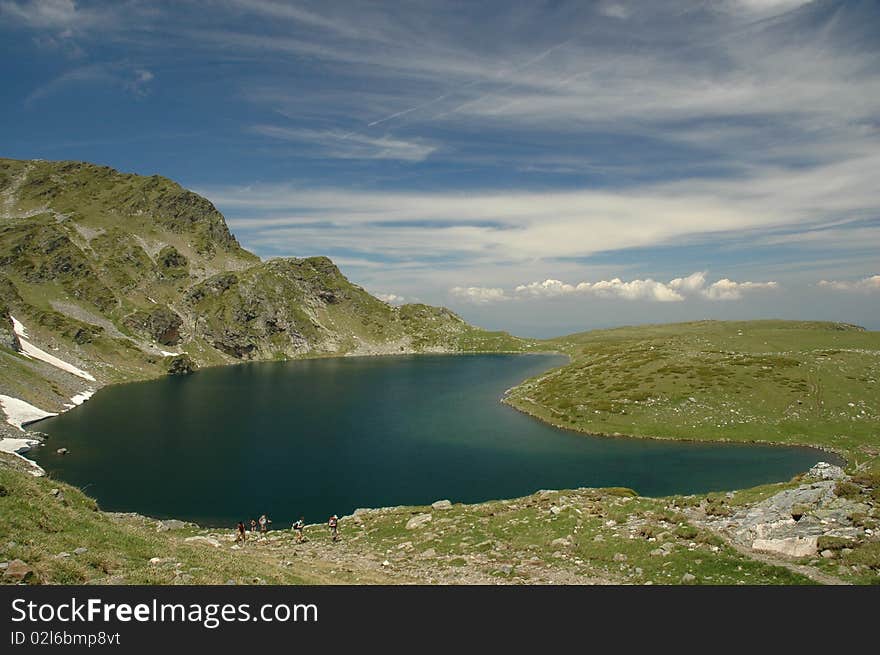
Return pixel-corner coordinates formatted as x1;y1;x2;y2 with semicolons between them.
165;354;194;376
690;463;877;560
0;306;19;352
124;306;183;346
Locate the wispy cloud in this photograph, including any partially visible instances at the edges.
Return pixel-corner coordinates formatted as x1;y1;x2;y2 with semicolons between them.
250;125;436;162
818;275;880;293
450;286;509;304
24;62;155;105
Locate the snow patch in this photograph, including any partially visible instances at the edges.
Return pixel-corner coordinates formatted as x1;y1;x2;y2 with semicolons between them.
70;390;95;406
0;394;58;430
159;350;181;357
10;315;96;381
10;314;28;338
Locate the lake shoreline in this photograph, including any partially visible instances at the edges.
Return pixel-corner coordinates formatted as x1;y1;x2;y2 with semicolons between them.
25;352;840;529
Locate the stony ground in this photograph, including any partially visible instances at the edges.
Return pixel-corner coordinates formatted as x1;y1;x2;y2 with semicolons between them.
3;451;879;585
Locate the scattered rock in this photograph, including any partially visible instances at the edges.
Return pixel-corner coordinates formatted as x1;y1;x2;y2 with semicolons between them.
681;573;696;583
752;536;818;558
419;548;436;559
497;564;513;575
551;536;573;549
56;448;68;455
549;506;562;515
74;547;88;555
406;513;433;530
820;549;836;559
4;559;35;583
431;499;453;511
613;553;628;562
156;519;187;532
184;536;222;548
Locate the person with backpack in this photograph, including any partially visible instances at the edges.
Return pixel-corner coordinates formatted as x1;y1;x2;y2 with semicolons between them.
328;514;339;542
259;514;270;537
292;516;305;543
249;518;257;534
236;521;247;543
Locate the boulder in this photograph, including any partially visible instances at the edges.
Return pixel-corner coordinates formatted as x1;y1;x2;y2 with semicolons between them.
752;536;818;558
613;553;628;562
406;513;433;530
3;559;35;583
808;462;846;481
681;573;696;584
551;537;573;549
431;499;453;511
74;547;88;555
56;448;68;455
156;519;187;532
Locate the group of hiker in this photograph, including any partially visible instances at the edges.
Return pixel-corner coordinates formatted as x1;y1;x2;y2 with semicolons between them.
235;513;340;544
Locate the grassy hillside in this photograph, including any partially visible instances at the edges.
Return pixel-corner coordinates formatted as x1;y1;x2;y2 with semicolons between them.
505;320;880;468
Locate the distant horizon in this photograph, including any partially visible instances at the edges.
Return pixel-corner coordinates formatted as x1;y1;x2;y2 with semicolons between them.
2;0;878;335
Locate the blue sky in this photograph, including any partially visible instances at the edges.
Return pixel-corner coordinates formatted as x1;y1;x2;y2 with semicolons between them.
1;0;879;336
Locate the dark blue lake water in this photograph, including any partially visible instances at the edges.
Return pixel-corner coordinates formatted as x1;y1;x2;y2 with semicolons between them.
30;354;827;526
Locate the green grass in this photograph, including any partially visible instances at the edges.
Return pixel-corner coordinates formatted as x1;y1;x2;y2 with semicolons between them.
505;320;880;468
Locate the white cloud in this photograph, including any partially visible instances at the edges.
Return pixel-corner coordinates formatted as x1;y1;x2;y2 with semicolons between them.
250;125;436;162
507;272;778;303
209;149;880;265
817;275;880;293
375;292;406;305
703;279;778;300
449;286;509;304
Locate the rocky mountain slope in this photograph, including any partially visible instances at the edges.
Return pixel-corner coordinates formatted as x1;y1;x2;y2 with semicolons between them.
0;157;524;434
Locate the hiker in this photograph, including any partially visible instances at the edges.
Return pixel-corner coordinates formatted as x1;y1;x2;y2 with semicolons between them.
293;516;305;543
328;514;339;542
249;518;257;533
236;521;247;543
259;514;270;536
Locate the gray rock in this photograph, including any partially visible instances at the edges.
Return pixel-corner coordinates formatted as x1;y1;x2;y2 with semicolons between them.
551;537;573;549
613;553;628;562
431;499;453;511
497;564;513;575
74;547;88;555
752;536;818;558
405;513;433;530
156;519;187;532
681;573;696;583
820;549;836;559
808;462;846;481
56;448;68;455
